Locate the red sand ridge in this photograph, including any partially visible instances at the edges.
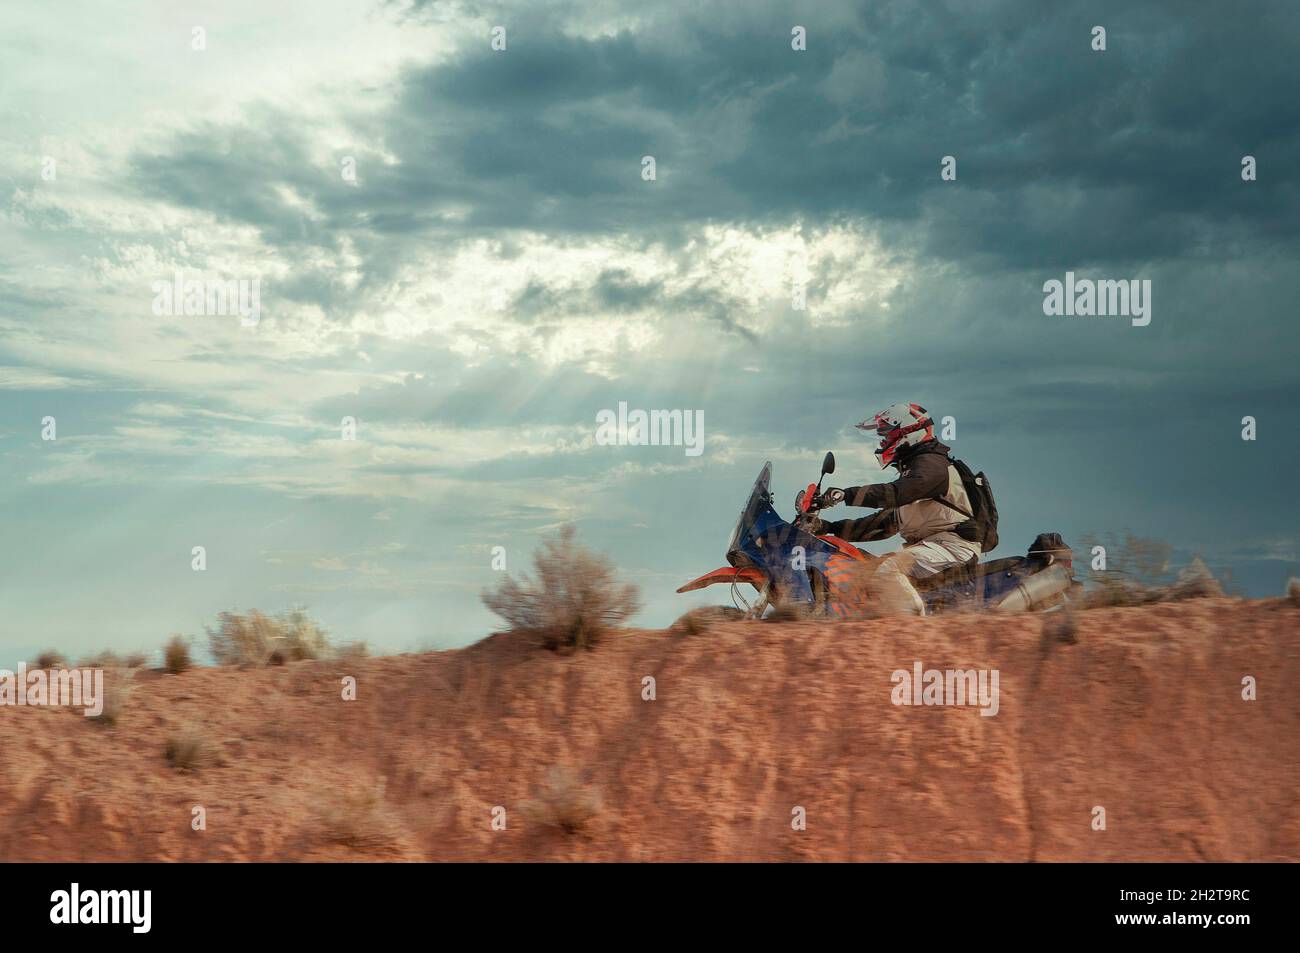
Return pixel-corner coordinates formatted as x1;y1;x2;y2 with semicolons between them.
1;597;1297;861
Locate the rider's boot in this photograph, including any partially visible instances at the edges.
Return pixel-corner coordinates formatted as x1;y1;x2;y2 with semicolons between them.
870;551;926;615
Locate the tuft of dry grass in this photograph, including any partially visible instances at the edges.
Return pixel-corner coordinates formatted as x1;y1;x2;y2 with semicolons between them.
670;605;744;635
78;650;149;669
314;779;402;849
164;729;211;772
522;765;602;834
1288;578;1300;608
87;671;131;727
481;525;641;652
163;636;192;674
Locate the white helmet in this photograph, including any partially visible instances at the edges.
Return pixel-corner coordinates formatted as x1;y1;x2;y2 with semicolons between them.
855;401;935;468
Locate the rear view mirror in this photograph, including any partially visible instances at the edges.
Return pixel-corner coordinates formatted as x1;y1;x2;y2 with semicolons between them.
822;452;836;476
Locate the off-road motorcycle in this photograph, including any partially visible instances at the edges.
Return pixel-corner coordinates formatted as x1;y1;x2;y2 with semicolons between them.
677;453;1079;618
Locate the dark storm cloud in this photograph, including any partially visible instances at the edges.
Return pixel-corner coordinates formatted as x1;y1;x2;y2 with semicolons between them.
496;267;760;340
124;0;1300;285
130;116;330;247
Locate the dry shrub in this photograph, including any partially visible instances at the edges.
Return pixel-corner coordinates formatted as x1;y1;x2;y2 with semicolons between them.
78;649;149;669
1084;559;1224;607
32;650;68;669
163;635;192;674
1083;579;1150;607
1287;578;1300;608
481;525;640;651
207;608;334;666
1167;558;1225;600
523;766;602;834
315;778;402;849
87;670;132;727
1080;534;1225;608
165;729;211;772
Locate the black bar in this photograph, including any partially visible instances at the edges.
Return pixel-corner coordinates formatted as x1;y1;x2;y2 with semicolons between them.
8;861;1280;940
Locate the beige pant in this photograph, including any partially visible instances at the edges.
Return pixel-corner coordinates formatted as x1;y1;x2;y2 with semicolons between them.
871;532;982;615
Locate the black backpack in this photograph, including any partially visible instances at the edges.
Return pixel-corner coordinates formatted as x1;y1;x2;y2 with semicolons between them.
947;456;1000;553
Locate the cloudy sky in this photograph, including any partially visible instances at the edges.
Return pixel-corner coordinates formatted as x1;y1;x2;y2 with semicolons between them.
1;0;1297;665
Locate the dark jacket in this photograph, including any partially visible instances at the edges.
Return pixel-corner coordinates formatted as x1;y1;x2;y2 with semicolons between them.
822;441;967;544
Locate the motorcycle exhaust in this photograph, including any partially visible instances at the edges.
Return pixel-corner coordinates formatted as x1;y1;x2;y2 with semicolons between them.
993;564;1073;612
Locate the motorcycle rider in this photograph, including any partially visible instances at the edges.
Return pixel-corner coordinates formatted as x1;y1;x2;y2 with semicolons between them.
805;402;984;615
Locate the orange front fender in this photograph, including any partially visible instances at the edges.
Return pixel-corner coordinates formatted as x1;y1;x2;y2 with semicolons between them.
676;566;767;593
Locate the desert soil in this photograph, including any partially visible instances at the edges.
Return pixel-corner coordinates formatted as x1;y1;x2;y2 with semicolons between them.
2;597;1297;861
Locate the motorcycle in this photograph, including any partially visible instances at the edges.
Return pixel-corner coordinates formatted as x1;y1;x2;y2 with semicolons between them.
676;453;1079;618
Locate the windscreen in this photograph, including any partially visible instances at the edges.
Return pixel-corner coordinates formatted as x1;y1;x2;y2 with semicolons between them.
726;462;773;555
